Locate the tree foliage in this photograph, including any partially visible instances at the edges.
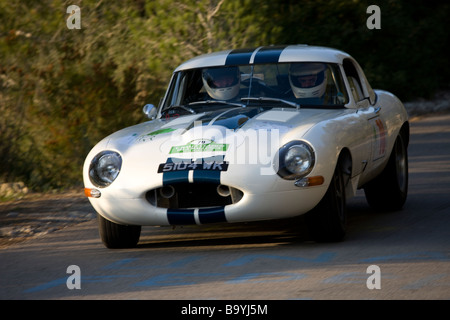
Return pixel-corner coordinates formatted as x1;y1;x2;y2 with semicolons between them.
1;0;449;190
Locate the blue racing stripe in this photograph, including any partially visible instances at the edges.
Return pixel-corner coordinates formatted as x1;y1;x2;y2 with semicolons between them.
162;157;189;185
167;209;196;225
162;170;189;185
225;48;254;65
193;170;221;184
253;45;287;64
199;207;227;224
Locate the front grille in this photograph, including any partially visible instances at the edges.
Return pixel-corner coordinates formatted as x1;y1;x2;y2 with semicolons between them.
146;183;243;209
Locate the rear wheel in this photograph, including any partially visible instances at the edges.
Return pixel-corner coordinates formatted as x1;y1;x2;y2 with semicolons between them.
306;160;347;242
364;133;408;211
97;214;141;249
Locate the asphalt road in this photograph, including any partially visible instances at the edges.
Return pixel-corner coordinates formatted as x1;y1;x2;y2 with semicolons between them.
1;114;449;303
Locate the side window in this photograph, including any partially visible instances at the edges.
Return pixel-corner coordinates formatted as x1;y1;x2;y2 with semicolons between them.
328;64;349;105
343;59;364;102
180;69;205;105
161;73;179;109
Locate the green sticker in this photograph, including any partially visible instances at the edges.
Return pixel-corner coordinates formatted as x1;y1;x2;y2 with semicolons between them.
147;128;176;136
169;141;228;154
136;128;176;143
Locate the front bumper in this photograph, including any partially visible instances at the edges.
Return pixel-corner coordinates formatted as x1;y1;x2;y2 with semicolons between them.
87;183;327;226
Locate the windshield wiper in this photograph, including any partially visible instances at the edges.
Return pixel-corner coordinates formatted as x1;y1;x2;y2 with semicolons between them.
189;100;246;108
163;104;196;114
241;97;301;110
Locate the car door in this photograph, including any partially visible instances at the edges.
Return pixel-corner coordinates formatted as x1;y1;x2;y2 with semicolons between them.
343;59;387;182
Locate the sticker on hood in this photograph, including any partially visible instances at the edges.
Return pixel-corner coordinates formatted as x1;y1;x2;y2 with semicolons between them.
136;128;176;143
169;139;228;154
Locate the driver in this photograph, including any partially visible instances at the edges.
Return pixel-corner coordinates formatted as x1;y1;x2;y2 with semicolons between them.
202;66;240;100
289;63;328;99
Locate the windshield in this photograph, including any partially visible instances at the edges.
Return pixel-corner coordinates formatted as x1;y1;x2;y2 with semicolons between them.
160;62;348;115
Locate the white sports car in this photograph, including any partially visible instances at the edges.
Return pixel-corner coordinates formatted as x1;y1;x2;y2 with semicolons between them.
83;45;409;248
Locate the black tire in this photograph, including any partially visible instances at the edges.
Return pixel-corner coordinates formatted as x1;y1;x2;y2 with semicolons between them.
97;214;141;249
306;159;347;242
364;133;408;211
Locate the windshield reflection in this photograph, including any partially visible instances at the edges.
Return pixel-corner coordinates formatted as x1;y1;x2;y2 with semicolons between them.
161;62;349;116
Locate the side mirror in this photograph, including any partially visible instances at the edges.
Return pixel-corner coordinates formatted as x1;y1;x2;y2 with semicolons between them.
143;104;157;119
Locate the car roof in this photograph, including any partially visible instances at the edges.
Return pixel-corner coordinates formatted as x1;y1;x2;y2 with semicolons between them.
175;45;352;71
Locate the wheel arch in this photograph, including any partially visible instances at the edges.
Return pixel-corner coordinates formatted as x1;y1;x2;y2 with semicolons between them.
400;121;410;147
337;147;353;175
384;120;410;166
336;147;353;199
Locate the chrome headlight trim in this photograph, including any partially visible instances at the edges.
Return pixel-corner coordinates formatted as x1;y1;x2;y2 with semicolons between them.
276;140;315;180
88;151;122;187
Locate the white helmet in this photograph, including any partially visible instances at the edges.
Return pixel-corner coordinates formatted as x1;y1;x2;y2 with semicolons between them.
202;67;240;100
289;63;328;98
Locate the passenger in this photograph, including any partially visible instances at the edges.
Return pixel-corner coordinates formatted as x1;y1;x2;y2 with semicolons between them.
288;63;328;99
202;67;240;100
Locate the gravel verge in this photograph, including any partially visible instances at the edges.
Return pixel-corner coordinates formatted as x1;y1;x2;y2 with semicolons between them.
0;191;96;248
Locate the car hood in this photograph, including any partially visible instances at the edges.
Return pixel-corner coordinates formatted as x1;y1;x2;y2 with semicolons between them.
101;107;344;156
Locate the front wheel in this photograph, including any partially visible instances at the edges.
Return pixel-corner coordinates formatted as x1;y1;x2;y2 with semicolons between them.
97;214;141;249
306;160;347;242
364;133;408;211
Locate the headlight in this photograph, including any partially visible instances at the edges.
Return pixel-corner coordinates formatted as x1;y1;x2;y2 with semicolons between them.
89;151;122;187
277;141;315;180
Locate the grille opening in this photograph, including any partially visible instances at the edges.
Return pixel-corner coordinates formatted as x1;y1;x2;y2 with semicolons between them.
146;183;243;209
